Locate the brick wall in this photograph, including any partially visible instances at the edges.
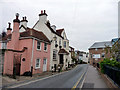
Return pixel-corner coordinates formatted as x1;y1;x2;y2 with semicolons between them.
89;48;111;66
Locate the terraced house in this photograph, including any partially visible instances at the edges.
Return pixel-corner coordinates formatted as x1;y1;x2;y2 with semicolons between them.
33;10;70;71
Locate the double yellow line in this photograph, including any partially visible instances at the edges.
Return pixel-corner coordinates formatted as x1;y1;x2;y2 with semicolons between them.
72;71;86;90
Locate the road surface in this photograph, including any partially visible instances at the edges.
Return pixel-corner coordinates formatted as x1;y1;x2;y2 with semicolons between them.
11;64;88;88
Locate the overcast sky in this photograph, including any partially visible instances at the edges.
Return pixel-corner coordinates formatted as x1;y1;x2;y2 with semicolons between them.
0;0;119;52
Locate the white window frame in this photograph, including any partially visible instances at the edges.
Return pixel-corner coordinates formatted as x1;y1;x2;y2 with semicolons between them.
93;54;100;59
95;48;98;51
64;41;66;48
59;39;61;46
35;58;40;69
53;50;57;60
43;58;47;64
44;43;47;51
37;41;41;50
1;42;7;49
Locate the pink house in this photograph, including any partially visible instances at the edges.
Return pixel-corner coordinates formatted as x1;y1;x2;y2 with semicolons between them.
1;13;51;76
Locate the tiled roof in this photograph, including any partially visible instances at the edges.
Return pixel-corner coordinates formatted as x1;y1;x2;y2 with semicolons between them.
45;24;64;39
56;29;64;36
2;34;11;41
89;41;112;49
69;46;74;49
20;28;50;43
33;20;64;39
1;28;50;43
58;49;69;55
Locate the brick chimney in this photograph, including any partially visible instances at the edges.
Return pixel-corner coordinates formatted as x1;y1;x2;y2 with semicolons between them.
20;16;28;29
7;22;12;35
11;13;20;50
39;10;48;23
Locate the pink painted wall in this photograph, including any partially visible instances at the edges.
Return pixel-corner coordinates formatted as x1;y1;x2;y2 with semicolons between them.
18;39;33;75
3;51;14;75
32;40;51;74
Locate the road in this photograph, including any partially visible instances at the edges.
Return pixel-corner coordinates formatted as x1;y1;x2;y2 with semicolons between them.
13;64;88;88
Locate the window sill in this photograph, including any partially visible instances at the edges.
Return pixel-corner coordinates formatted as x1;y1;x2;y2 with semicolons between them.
44;50;47;53
36;49;41;52
35;67;40;69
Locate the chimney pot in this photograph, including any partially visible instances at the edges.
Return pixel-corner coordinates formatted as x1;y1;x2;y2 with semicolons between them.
25;16;26;20
41;10;43;14
44;10;46;14
16;13;19;19
23;17;24;20
8;22;11;28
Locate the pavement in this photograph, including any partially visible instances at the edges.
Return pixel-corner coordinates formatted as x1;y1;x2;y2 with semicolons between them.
82;64;108;88
2;64;88;88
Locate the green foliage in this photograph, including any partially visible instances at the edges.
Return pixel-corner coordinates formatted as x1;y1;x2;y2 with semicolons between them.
104;40;120;60
100;58;120;73
72;56;76;62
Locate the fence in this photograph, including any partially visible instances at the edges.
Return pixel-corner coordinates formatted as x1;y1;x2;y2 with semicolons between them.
104;65;120;87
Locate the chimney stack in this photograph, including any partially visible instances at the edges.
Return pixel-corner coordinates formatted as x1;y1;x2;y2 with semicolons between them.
20;16;28;30
7;22;12;35
11;13;20;50
39;10;48;24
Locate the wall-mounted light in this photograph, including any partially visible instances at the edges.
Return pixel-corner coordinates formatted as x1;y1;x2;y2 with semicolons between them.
53;35;57;41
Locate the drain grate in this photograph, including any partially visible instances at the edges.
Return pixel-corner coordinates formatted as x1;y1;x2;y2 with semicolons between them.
82;83;94;88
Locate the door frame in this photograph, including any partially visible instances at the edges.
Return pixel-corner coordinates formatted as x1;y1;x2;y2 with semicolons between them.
43;58;47;72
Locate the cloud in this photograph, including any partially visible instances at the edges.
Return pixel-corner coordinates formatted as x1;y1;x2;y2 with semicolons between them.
0;0;119;51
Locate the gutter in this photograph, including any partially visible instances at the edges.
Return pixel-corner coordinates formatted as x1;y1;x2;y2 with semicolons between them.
31;38;35;67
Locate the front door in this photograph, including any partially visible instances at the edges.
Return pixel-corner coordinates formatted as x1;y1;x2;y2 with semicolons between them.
43;58;47;72
13;54;21;75
60;54;63;64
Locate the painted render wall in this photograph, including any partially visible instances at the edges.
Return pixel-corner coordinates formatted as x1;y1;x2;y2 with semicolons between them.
4;38;51;75
32;40;50;74
18;39;33;75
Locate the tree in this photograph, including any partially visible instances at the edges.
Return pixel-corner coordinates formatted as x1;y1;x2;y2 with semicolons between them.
104;40;120;62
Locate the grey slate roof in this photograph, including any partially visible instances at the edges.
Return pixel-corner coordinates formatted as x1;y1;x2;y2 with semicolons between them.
89;41;112;49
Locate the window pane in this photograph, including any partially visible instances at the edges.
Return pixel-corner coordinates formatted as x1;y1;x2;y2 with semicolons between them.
53;50;57;60
64;41;66;48
44;43;47;50
43;58;47;64
37;41;41;50
36;59;40;68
